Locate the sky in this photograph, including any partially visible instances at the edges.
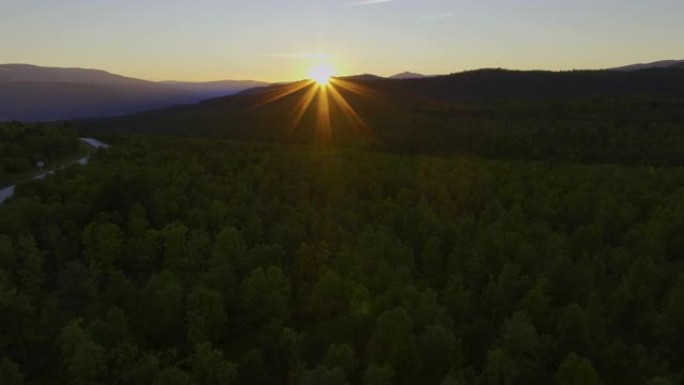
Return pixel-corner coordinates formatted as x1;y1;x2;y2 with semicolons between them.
2;0;683;82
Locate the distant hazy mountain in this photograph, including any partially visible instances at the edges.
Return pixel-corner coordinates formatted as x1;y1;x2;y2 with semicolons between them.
339;74;386;81
0;64;268;121
160;80;269;100
611;60;684;71
340;72;427;80
390;71;427;79
0;63;150;85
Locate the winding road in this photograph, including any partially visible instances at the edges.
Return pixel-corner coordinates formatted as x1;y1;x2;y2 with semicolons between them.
0;138;109;204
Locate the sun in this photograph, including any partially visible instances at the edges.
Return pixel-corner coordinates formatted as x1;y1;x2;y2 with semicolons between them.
309;64;335;85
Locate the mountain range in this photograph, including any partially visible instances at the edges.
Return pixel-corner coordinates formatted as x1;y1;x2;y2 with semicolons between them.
3;60;683;122
0;64;267;122
81;65;684;144
389;71;428;79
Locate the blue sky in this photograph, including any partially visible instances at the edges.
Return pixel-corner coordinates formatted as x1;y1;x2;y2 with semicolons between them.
2;0;683;81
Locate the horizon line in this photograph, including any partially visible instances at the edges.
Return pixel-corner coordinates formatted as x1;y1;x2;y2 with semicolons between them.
1;59;682;84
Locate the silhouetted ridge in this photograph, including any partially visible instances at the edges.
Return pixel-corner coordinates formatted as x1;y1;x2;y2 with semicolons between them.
80;68;684;167
340;74;385;81
393;68;684;101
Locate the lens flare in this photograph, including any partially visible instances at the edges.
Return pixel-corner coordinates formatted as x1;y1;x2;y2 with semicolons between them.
251;67;374;145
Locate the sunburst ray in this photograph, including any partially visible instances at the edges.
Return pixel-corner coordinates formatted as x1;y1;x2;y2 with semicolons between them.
327;82;368;133
315;84;332;144
330;78;379;101
250;80;314;111
288;82;319;133
250;74;373;143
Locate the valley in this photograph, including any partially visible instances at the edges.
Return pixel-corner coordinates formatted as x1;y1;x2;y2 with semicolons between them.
2;66;684;384
0;137;109;204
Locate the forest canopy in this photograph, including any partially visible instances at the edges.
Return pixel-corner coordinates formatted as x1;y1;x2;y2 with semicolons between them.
1;137;684;384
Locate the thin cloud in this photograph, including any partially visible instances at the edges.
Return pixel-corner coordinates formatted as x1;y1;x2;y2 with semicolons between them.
349;0;394;6
419;12;455;20
265;52;331;60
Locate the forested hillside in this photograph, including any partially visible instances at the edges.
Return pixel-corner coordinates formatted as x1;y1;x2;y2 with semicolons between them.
2;137;684;384
0;122;81;186
82;69;684;166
